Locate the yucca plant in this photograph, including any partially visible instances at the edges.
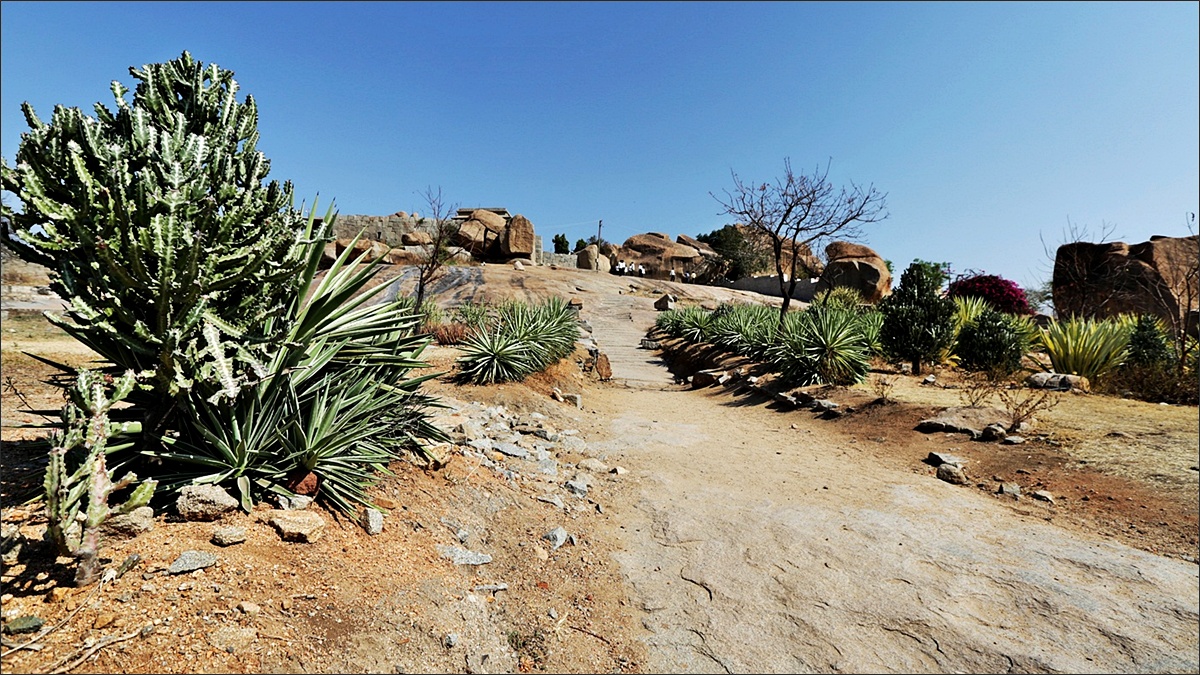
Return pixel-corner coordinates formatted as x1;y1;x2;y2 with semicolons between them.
149;206;447;511
456;297;580;384
768;307;871;387
655;308;687;337
709;303;778;357
1038;316;1131;380
676;305;714;343
855;309;885;356
952;296;991;332
812;286;866;313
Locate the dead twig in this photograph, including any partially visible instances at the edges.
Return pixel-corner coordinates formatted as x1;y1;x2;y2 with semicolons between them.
46;628;140;674
0;579;108;658
569;625;612;646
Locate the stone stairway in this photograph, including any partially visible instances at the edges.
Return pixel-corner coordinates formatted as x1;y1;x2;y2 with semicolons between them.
580;292;677;390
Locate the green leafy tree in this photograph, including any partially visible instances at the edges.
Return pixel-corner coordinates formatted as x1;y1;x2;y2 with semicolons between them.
954;308;1027;377
552;233;570;254
696;224;770;281
879;261;956;375
574;238;587;253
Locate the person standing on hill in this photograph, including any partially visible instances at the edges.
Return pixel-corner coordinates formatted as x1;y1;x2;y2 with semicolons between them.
669;268;676;282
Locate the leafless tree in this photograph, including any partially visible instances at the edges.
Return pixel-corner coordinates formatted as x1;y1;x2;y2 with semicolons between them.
711;158;888;323
414;186;460;311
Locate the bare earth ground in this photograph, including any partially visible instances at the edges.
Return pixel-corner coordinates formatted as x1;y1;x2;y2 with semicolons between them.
1;262;1198;673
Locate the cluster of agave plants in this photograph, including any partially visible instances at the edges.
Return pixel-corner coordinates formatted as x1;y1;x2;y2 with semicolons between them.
654;267;1197;405
399;297;582;384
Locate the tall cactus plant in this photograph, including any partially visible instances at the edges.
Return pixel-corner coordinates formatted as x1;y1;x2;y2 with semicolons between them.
0;51;317;413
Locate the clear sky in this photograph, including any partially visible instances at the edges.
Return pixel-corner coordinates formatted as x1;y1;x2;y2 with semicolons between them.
2;1;1197;290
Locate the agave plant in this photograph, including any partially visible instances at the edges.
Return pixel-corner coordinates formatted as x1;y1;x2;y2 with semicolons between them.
768;307;871;387
709;303;777;357
1038;316;1131;380
456;297;580;384
655;309;686;337
855;309;885;355
676;306;714;343
148;204;447;512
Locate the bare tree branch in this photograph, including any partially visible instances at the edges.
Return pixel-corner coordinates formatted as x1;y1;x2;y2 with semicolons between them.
414;186;461;311
711;158;888;322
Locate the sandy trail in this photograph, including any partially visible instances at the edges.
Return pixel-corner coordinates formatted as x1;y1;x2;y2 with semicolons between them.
580;291;1199;674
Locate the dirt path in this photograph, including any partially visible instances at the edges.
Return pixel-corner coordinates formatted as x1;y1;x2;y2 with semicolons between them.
579;296;1200;673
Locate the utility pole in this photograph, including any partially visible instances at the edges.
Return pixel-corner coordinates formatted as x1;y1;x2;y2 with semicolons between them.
597;219;603;249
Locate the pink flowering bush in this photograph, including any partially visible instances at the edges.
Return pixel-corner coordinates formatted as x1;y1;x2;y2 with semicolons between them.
948;274;1032;315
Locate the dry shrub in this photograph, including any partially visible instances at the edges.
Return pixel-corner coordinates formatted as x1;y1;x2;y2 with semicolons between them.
996;385;1060;432
430;322;472;346
958;372;1002;407
870;374;896;403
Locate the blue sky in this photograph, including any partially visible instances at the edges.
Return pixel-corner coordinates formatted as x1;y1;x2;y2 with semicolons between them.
2;1;1197;289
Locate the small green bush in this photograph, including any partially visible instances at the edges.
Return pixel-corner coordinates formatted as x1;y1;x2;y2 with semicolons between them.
954;308;1026;377
812;286;866;312
1125;314;1173;367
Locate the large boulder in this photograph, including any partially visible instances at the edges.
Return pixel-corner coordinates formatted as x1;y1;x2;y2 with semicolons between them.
502;214;536;258
616;232;706;278
621;232;676;258
401;230;433;246
383;248;425;266
815;241;892;303
1052;235;1199;329
676;234;718;258
334;238;391;263
577;244;602;270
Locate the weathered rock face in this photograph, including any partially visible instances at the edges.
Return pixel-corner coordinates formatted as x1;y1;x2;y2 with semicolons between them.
503;214;536;258
815;240;892;303
615;232;714;279
676;234;718;258
401;230;433;246
1052;235;1199;328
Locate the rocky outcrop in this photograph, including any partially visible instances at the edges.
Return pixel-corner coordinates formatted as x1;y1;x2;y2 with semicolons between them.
454;211;504;258
577;244;603;271
815;241;892;303
335;238;392;262
614;232;717;280
1052;235;1198;329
